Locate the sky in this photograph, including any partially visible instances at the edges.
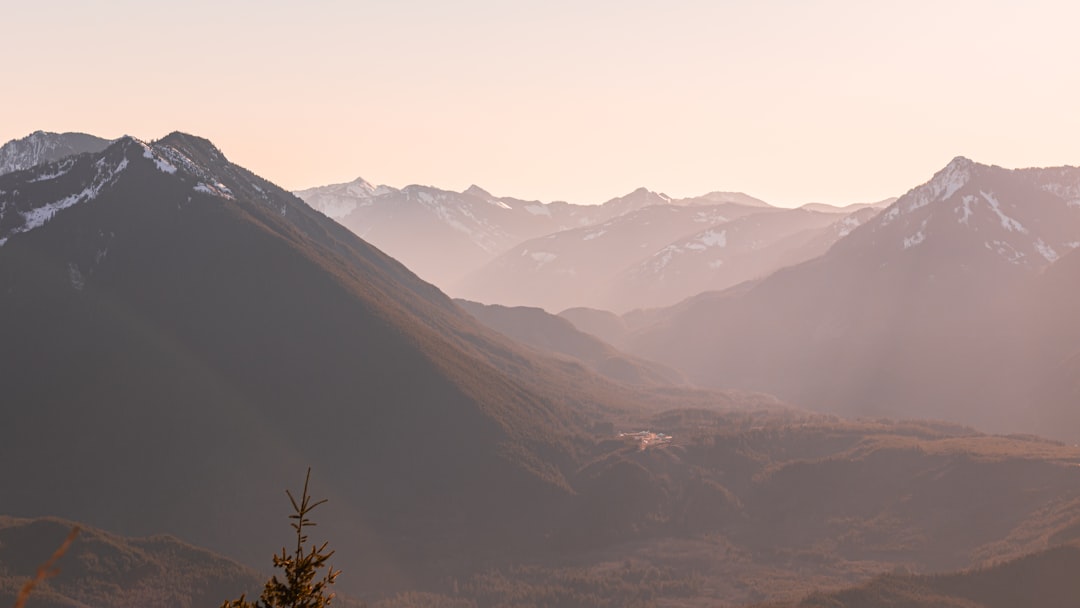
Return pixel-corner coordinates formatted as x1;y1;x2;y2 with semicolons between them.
4;0;1079;207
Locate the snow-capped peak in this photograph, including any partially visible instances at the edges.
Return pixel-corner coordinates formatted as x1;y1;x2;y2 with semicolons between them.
880;156;981;225
918;156;976;204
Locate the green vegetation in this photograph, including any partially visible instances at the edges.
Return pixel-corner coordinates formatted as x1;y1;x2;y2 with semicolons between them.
222;469;341;608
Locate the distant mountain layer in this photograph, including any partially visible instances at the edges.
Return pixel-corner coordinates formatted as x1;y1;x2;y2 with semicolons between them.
294;177;774;291
0;131;112;176
608;207;880;310
798;197;896;214
455;299;686;386
628;157;1080;439
456;201;784;312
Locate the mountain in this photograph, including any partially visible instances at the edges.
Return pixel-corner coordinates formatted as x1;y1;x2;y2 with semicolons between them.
0;131;112;176
608;207;875;310
295;179;562;286
455;299;686;387
2;132;737;595
456;201;780;312
558;307;633;348
799;197;896;214
628;157;1080;438
295;178;773;293
0;516;268;608
292;182;676;288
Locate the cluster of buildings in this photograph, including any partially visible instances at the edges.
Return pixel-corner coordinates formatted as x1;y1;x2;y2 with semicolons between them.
618;430;673;451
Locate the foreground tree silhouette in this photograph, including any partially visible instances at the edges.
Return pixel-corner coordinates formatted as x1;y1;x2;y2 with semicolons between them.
221;468;341;608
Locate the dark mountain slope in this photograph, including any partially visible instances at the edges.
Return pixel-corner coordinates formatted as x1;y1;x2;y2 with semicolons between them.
0;133;721;594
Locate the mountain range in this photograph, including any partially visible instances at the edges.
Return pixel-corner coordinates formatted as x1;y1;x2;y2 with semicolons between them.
623;156;1080;439
294;178;784;295
4;130;1080;607
294;173;900;314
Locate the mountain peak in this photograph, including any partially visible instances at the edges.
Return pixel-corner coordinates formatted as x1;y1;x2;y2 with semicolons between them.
947;155;974;169
608;187;671;205
879;156;982;224
696;191;772;207
0;131;113;177
464;184;492;198
156;131;228;164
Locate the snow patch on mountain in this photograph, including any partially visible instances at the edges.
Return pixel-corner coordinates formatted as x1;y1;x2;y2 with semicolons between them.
651;246;678;271
986;240;1025;264
141;144;178;174
1039;181;1080;201
193;181;235;200
686;229;727;251
1;154;130;247
903;219;928;249
27;158;76;183
958;195;976;225
530;251;557;265
1034;239;1059;262
693;210;729;224
980;191;1026;233
836;214;863;237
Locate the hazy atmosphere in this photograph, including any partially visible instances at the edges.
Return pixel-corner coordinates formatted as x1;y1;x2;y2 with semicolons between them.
5;2;1080;608
5;0;1080;205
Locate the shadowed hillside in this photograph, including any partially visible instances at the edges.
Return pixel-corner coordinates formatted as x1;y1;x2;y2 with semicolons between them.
760;542;1080;608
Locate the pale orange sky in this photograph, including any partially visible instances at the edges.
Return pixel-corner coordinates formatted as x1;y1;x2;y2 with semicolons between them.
4;1;1078;206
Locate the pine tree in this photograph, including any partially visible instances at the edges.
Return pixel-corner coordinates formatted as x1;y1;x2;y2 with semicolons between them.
222;468;341;608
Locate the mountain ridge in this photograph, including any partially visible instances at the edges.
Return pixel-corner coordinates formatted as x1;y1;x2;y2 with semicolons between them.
626;155;1080;438
0;131;113;177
